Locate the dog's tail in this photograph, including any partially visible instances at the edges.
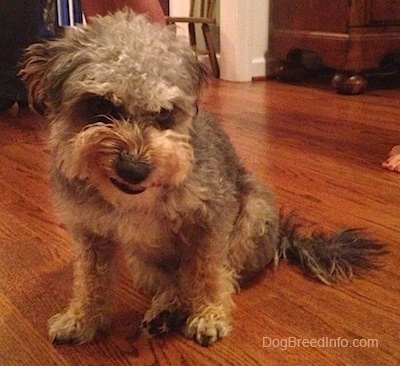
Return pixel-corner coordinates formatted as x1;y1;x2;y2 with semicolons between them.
274;213;388;285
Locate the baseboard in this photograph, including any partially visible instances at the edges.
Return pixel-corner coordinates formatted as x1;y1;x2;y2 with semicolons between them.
199;54;271;80
252;57;267;79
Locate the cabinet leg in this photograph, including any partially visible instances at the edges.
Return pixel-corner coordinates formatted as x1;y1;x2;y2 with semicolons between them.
273;62;306;82
331;72;368;95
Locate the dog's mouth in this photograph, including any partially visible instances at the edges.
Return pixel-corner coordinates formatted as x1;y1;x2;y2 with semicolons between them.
110;178;146;195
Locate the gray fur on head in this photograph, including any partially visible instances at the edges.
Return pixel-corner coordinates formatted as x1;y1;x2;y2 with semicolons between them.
21;10;207;115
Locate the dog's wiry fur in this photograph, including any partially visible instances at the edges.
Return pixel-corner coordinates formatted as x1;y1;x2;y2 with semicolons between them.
20;10;386;347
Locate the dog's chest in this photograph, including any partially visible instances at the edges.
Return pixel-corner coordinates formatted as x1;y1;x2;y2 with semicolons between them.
111;208;176;261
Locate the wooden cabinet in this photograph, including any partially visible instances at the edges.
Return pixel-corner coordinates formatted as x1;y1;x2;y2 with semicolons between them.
269;0;400;93
370;0;400;24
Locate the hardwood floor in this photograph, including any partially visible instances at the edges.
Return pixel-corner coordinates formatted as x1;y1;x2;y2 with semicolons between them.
1;78;399;365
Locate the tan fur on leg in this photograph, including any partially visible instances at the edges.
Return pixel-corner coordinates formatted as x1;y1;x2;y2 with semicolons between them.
49;234;117;344
177;231;236;346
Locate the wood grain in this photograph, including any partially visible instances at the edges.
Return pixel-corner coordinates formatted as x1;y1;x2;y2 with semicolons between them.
1;79;400;365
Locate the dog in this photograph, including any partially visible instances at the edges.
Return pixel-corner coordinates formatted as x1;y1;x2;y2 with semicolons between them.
20;10;386;347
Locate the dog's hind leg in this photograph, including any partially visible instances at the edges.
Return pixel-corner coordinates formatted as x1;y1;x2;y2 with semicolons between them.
228;175;279;284
125;256;185;337
49;233;117;344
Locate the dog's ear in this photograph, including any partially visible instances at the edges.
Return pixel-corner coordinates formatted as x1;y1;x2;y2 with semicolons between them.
180;50;210;98
20;41;55;113
20;37;81;114
191;53;209;92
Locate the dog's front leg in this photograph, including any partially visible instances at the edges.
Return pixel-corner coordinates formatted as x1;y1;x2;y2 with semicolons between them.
179;233;236;346
49;234;116;344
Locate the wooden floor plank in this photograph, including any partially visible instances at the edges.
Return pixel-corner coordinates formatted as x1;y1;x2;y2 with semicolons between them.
0;293;68;366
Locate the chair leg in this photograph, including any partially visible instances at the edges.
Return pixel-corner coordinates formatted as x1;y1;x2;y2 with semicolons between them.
202;23;220;78
188;22;197;48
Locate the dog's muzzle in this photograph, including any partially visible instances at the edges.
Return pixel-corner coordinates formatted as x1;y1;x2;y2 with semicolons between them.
111;154;150;194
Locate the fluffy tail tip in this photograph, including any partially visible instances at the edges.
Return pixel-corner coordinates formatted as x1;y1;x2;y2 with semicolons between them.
276;214;388;285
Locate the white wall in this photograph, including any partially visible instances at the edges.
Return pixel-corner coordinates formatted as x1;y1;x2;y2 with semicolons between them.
169;0;269;81
251;0;269;78
169;0;190;38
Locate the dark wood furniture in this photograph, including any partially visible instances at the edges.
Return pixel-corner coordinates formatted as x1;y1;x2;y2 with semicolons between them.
269;0;400;93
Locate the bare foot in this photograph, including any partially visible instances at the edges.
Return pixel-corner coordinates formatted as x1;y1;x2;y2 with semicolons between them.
382;145;400;172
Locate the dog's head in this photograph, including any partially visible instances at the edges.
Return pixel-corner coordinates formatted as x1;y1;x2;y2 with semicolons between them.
21;10;207;204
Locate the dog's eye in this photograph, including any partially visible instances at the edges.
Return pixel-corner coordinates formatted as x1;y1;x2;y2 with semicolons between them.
84;96;124;123
155;108;173;129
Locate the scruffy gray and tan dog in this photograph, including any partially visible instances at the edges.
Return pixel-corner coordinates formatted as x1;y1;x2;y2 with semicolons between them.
21;10;386;347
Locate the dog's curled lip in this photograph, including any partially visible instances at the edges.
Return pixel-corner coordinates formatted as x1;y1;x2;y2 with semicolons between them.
110;178;146;195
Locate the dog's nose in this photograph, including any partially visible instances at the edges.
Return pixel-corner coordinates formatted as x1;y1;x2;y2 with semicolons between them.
114;155;150;184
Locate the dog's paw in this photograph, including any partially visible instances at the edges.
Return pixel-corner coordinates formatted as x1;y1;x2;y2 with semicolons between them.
183;315;231;346
142;309;173;337
142;309;185;337
142;289;186;338
48;311;99;345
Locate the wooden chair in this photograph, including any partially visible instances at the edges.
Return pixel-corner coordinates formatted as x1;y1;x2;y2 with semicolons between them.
166;0;220;78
